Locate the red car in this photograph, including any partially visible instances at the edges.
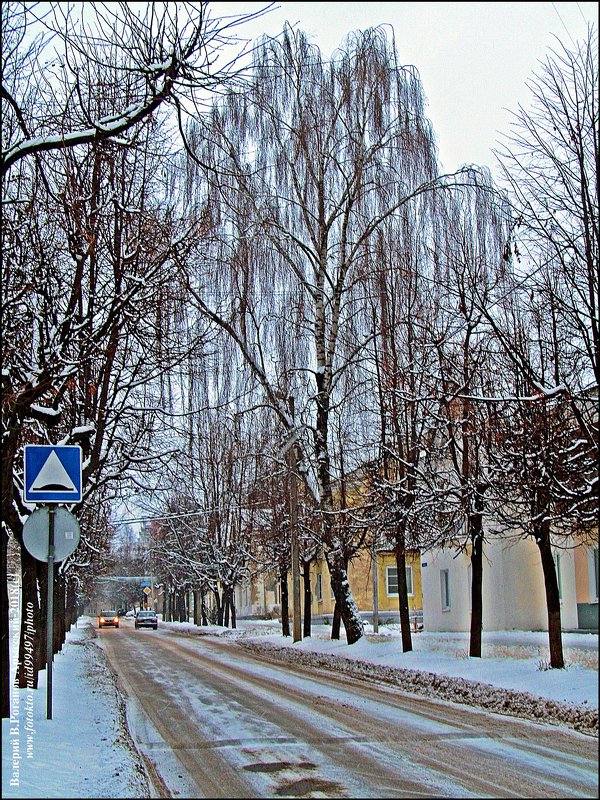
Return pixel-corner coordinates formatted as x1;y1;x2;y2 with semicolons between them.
135;610;158;630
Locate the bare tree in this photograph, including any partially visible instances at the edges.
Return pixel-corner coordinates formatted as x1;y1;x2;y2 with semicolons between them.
250;464;293;635
1;1;274;176
1;0;276;718
146;402;269;628
488;371;579;669
492;24;598;501
432;179;510;657
363;198;445;652
482;26;599;668
1;108;202;712
182;25;470;644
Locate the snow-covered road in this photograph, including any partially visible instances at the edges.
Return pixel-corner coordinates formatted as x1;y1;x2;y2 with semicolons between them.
99;620;598;798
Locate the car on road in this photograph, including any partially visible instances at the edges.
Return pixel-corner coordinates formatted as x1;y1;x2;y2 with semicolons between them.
135;610;158;630
98;610;120;628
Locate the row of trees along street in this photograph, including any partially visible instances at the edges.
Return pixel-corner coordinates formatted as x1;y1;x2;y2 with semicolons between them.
1;2;597;720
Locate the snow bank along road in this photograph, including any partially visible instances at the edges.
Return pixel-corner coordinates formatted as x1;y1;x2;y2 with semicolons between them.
98;620;598;799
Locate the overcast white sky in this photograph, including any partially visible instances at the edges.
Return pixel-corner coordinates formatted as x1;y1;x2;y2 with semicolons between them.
217;1;597;176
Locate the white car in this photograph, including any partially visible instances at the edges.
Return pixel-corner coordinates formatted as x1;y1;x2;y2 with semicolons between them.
98;610;119;628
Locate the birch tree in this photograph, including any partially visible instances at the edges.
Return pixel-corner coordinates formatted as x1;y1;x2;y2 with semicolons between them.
432;179;510;657
182;25;469;644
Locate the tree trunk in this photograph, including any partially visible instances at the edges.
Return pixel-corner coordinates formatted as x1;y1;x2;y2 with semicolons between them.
314;366;364;646
178;590;187;623
280;570;290;636
326;553;363;644
230;587;237;629
302;559;312;638
193;590;201;626
213;588;223;626
54;569;64;655
223;587;230;628
200;590;208;626
536;526;564;669
394;539;413;653
18;545;41;689
331;601;341;640
223;586;235;628
165;587;172;622
468;484;486;657
66;581;77;631
469;526;484;658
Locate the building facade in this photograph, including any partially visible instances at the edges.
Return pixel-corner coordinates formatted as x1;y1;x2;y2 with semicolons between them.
420;533;596;632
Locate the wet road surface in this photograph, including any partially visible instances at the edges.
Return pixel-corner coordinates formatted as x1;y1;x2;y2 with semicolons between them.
98;619;599;798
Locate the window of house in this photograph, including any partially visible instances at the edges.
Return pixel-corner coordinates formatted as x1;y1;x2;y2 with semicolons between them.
406;566;413;596
440;569;451;611
386;566;398;596
386;566;413;596
316;573;323;602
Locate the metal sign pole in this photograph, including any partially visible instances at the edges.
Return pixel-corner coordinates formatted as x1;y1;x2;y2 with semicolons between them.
23;444;82;722
46;507;55;720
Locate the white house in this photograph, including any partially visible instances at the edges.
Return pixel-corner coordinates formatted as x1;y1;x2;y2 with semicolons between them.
421;533;579;632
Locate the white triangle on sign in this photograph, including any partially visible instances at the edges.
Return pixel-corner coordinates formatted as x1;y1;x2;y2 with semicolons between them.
30;450;77;492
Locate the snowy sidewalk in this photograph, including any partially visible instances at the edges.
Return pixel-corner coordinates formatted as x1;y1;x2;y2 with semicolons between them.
2;620;148;799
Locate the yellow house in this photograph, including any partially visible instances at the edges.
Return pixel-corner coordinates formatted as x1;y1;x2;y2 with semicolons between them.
308;548;423;624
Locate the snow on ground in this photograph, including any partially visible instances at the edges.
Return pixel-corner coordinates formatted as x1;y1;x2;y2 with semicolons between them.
2;616;598;799
2;621;149;799
168;619;599;735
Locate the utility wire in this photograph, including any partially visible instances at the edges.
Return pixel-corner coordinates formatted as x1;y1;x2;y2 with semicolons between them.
551;2;577;47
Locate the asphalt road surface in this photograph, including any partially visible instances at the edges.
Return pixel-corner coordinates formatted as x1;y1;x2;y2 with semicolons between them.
98;619;598;799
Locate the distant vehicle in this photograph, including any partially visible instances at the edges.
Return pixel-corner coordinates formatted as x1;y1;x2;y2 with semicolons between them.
135;610;158;630
117;608;126;616
125;610;136;618
98;610;120;628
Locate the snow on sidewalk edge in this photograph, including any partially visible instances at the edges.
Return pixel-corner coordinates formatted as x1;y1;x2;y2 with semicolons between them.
239;639;598;737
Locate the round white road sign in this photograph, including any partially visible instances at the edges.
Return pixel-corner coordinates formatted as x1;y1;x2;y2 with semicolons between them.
23;507;81;562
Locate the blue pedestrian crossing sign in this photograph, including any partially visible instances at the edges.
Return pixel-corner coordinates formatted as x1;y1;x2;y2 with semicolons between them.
24;445;83;504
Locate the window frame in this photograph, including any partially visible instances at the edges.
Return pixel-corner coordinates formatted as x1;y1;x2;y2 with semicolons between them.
385;565;414;597
440;568;451;611
316;572;323;602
